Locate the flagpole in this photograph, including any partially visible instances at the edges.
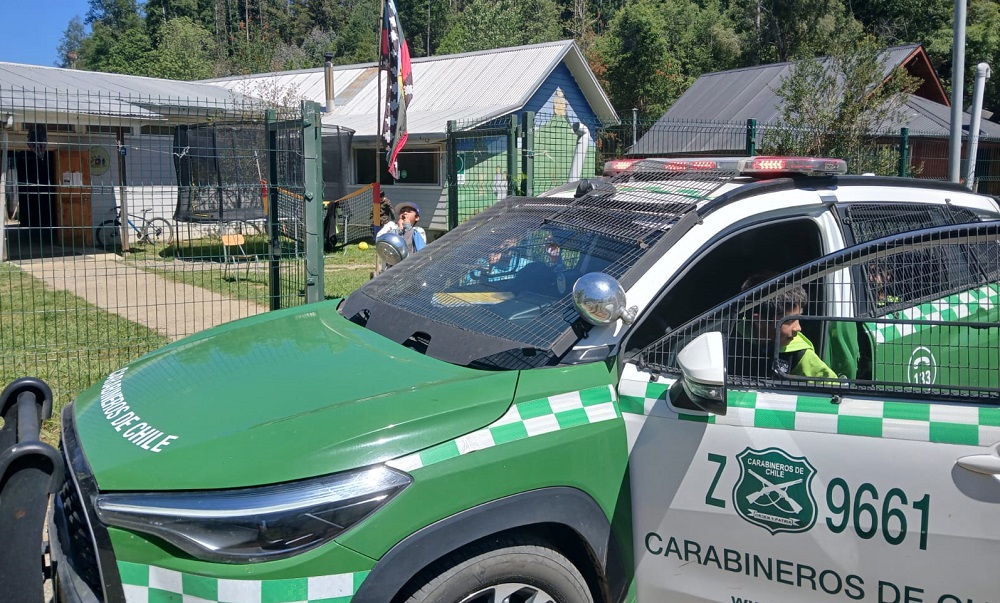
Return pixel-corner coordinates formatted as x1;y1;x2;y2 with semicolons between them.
374;0;385;274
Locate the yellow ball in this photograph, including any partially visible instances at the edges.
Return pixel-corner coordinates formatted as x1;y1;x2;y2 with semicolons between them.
358;241;369;250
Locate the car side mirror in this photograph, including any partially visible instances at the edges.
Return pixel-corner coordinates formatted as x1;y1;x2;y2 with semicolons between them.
675;331;727;415
571;273;638;326
376;232;408;266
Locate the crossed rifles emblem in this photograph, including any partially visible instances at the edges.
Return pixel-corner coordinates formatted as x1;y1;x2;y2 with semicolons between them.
745;469;803;514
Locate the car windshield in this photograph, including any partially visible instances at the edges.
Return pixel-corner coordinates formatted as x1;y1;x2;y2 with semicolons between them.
340;180;717;368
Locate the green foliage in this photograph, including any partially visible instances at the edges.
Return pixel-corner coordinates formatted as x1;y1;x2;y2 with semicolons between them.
152;17;217;80
399;0;453;58
56;16;88;68
727;0;862;63
331;0;380;65
437;0;562;54
926;0;1000;116
762;35;921;174
46;0;1000;123
661;0;740;77
86;24;157;76
595;0;691;120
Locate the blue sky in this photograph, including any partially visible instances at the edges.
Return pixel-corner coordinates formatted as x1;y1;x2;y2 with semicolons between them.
0;1;90;66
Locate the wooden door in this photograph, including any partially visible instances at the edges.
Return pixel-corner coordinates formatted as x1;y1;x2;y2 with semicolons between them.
54;149;92;247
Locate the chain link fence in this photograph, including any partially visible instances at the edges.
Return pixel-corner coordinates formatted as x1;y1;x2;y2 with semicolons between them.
1;88;319;421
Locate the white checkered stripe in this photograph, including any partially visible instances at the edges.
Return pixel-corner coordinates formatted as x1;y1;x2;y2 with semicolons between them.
387;385;620;472
870;283;999;343
619;380;1000;446
117;561;367;603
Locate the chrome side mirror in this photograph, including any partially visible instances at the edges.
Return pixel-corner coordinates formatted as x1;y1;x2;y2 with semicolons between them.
572;273;637;326
376;233;408;266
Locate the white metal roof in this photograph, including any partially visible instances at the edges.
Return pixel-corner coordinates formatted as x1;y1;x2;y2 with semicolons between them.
204;40;619;138
0;61;256;119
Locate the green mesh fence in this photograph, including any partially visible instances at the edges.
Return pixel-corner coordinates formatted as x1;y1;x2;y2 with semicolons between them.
448;114;1000;227
0;87;316;418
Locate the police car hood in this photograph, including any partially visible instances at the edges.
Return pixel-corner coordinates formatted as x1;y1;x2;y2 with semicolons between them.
71;301;518;491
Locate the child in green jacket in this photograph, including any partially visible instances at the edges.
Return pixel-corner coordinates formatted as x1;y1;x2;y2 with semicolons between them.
741;272;839;380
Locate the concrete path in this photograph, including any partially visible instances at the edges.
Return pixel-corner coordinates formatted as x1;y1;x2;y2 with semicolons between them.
11;251;267;341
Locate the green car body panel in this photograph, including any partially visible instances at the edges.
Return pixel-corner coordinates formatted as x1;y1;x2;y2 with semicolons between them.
73;301;519;491
336;361;629;560
75;303;631;589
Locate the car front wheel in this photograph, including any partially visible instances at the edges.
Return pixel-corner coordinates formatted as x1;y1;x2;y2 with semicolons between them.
404;535;594;603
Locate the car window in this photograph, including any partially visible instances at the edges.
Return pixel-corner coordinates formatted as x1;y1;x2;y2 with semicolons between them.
339;176;710;368
625;217;825;354
633;221;1000;401
838;202;981;244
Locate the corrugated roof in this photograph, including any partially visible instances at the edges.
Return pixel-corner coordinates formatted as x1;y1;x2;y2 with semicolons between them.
204;40;619;137
630;45;1000;154
903;95;1000;137
0;62;257;119
656;45;920;125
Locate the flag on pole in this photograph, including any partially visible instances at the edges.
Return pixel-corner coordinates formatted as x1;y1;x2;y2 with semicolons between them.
380;0;413;180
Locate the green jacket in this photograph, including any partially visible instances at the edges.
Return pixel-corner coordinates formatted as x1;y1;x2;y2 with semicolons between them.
780;333;838;379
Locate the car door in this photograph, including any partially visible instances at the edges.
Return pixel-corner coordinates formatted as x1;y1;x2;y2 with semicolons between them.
620;221;1000;603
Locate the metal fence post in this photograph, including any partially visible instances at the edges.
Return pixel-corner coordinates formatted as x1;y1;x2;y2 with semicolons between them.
446;120;458;230
507;116;518;196
521;111;534;196
301;100;323;304
898;127;910;177
745;119;757;156
266;109;282;311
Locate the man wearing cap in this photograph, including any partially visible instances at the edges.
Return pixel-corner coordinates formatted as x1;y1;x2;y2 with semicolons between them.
376;201;426;255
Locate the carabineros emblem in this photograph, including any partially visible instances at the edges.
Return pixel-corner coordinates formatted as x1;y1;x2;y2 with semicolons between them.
733;447;817;534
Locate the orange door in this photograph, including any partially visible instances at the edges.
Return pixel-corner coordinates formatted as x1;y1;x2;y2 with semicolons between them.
54;149;92;247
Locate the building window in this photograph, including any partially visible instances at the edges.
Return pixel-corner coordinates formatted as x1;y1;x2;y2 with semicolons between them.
140;125;176;136
355;146;440;185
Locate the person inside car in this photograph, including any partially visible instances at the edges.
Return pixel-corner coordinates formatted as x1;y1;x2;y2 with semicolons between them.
463;237;529;284
731;271;838;380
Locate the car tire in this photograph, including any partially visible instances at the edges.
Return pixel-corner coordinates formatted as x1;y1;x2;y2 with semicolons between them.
403;535;594;603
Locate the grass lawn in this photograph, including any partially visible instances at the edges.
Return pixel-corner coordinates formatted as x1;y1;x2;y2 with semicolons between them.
144;234;378;303
0;263;171;444
1;238;379;444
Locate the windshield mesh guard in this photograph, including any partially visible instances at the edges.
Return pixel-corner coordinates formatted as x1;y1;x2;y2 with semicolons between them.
344;170;738;365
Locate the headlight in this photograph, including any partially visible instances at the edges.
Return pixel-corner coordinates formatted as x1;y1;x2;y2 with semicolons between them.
95;465;410;563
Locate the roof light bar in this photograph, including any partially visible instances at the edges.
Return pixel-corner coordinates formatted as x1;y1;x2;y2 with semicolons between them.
603;156;848;177
604;159;640;176
739;156;847;176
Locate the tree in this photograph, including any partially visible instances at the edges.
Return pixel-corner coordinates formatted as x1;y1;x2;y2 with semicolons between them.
86;0;143;30
56;16;88;68
660;0;740;78
848;0;950;46
398;0;452;57
594;0;690;119
925;0;1000;117
325;0;406;65
436;0;561;54
727;0;862;64
763;35;921;174
153;17;218;80
97;26;157;76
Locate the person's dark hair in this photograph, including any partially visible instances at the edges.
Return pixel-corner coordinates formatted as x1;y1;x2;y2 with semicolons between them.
741;269;807;320
760;286;807;320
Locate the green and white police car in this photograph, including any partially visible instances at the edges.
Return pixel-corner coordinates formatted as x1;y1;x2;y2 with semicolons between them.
32;157;1000;602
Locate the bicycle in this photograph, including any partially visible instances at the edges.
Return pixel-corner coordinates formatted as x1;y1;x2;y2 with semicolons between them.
95;206;174;250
